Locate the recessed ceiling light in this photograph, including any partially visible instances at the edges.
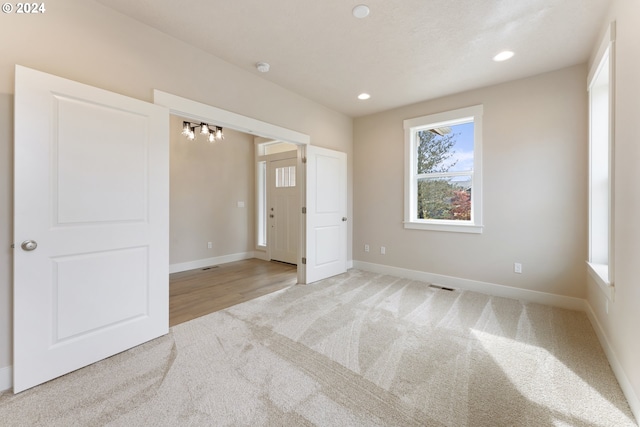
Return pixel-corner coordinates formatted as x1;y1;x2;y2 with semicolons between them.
352;4;370;19
493;51;514;62
357;93;371;100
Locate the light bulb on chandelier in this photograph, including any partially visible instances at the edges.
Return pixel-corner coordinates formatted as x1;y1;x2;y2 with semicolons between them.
181;122;191;136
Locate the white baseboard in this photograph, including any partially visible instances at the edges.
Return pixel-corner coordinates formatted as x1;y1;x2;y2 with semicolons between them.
170;252;256;273
170;251;346;272
584;301;640;425
0;365;12;392
352;261;585;311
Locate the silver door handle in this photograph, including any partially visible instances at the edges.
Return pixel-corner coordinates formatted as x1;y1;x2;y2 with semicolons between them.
21;240;38;251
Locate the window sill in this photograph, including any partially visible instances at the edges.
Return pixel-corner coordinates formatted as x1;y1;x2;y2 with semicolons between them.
404;221;483;234
587;262;614;301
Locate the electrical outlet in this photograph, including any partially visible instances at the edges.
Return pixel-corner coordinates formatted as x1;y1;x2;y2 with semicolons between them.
364;244;370;252
207;242;212;249
514;262;522;274
237;201;245;208
381;246;386;255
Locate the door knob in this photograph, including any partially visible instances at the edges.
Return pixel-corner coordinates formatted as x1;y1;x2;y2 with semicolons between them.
342;217;347;222
269;214;274;218
21;240;38;251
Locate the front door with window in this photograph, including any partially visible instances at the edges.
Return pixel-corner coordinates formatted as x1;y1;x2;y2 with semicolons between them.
268;157;298;264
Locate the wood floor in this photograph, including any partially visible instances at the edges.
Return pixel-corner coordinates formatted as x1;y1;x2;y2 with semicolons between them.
169;258;298;327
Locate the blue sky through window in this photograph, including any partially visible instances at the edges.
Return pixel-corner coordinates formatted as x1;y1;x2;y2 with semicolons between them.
435;121;474;173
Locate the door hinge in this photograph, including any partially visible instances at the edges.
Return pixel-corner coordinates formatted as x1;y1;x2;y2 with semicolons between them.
302;157;307;164
302;207;307;214
301;257;307;265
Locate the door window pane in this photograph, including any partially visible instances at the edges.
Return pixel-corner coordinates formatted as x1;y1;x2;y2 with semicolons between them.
276;166;296;188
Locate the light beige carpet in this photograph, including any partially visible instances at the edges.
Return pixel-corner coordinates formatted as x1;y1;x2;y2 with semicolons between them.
0;269;636;426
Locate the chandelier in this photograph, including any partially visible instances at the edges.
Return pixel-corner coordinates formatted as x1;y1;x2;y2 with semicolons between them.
181;121;224;143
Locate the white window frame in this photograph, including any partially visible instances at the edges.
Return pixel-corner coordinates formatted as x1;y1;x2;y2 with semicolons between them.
404;105;483;233
587;22;615;301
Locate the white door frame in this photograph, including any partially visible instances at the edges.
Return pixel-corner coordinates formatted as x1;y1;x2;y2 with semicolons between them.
153;91;310;283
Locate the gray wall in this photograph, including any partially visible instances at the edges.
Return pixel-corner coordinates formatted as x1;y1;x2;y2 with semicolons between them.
353;65;588;298
170;116;255;265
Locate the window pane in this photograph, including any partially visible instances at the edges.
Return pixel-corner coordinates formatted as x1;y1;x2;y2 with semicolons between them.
289;166;296;187
589;52;610;265
258;161;267;246
275;166;296;188
417;176;472;221
416;122;474;173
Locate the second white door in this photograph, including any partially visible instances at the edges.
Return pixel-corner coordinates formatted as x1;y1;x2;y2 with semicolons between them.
304;145;347;283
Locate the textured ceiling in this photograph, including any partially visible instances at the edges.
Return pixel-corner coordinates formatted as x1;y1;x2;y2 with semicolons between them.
95;0;611;117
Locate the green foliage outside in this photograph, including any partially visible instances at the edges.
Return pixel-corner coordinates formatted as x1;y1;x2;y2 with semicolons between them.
416;130;471;221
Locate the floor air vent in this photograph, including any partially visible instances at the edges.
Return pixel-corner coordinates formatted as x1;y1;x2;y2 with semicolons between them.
201;266;219;271
429;284;455;291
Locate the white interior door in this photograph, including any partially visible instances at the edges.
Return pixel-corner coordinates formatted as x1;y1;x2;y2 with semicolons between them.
304;145;347;283
268;157;299;264
13;66;169;393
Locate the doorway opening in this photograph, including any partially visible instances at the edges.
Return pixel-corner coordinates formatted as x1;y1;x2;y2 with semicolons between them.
156;90;348;291
156;91;310;285
168;115;300;326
